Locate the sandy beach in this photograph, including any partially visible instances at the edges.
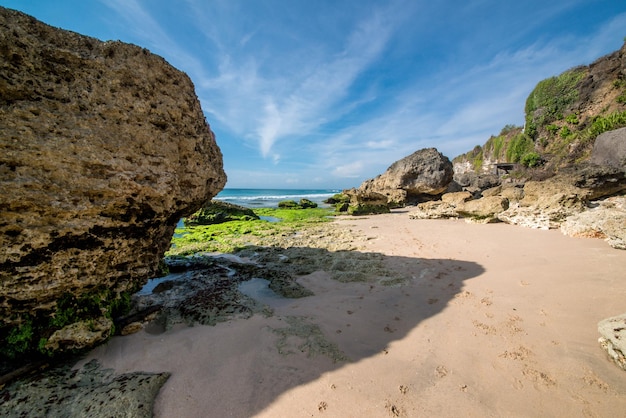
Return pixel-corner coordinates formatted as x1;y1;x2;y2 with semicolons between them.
81;211;626;417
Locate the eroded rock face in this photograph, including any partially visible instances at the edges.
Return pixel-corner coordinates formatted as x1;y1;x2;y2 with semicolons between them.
555;164;626;200
358;148;453;205
561;196;626;250
598;313;626;371
0;7;226;340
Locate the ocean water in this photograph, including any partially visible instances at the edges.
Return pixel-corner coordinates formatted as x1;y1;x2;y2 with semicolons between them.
214;188;341;208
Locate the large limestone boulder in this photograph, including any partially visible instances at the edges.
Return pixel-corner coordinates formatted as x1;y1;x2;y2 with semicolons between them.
358;148;453;205
591;127;626;170
0;8;226;352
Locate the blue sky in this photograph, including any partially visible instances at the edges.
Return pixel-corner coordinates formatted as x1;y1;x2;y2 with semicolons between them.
3;1;625;189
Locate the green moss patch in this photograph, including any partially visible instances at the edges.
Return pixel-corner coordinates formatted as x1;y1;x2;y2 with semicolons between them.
168;207;335;255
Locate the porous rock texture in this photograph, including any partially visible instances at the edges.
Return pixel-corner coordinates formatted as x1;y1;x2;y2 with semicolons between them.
358;148;453;205
0;359;170;417
0;7;226;341
561;196;626;250
598;313;626;371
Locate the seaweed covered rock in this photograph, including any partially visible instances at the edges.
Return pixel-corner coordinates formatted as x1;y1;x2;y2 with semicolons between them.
0;8;226;357
324;193;350;212
343;189;390;215
186;201;259;225
277;199;318;209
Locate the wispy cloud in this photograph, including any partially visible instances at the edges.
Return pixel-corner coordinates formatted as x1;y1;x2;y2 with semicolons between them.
93;1;626;187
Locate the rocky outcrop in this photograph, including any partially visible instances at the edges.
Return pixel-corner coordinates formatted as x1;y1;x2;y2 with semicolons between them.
498;178;589;229
556;164;626;200
410;185;515;223
561;196;626;249
0;8;226;355
342;189;391;215
498;166;625;230
452;172;501;198
598;313;626;371
0;360;170;417
456;196;509;223
358;148;453;205
410;162;626;249
408;201;458;220
592;127;626;169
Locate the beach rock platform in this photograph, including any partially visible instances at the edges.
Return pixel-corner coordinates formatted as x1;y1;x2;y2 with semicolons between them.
0;7;226;356
0;359;169;418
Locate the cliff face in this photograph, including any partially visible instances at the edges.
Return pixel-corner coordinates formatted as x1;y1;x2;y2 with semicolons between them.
0;8;226;353
454;42;626;174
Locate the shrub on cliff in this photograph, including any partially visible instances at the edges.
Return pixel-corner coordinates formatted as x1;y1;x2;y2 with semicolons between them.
524;67;587;139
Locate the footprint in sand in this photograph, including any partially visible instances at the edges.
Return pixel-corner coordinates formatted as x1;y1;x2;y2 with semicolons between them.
522;367;556;387
582;372;610;392
435;365;448;378
385;401;401;417
472;320;497;335
452;290;473;304
499;345;532;361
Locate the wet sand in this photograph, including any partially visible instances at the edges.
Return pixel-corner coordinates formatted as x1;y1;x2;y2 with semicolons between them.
83;211;626;417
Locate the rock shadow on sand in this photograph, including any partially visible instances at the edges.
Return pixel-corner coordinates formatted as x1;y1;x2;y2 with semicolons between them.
0;245;484;417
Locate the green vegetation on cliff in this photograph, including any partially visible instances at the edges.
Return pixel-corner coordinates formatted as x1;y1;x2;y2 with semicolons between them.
454;41;626;173
524;67;587;139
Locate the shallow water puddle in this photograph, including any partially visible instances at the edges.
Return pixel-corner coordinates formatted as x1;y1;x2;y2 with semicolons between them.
136;272;187;295
238;277;291;308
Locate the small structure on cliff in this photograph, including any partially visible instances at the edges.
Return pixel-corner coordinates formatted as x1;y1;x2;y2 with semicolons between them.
0;8;226;358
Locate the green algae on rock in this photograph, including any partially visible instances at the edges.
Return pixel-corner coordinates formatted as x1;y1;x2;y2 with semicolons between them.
185;201;260;225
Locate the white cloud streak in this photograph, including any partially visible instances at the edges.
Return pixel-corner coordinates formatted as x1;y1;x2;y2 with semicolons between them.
96;1;626;187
